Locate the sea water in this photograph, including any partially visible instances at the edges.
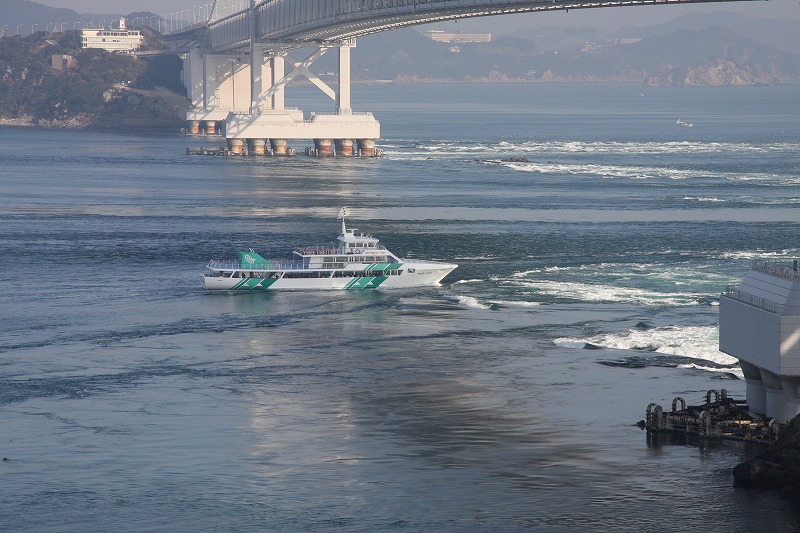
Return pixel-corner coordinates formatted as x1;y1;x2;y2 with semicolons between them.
1;84;799;531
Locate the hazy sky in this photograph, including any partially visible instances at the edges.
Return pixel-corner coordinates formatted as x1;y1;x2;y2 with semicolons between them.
36;0;800;33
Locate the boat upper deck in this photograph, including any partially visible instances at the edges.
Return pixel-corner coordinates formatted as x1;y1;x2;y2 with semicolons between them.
293;243;389;256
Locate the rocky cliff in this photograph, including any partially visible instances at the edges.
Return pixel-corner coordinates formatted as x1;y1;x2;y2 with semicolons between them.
734;415;800;491
0;30;188;131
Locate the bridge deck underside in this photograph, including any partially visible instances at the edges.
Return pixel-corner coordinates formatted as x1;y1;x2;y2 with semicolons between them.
190;0;757;53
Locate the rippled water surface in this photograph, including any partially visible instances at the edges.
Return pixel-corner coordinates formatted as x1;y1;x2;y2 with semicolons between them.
1;84;800;531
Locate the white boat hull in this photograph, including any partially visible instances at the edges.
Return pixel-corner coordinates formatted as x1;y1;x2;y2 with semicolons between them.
202;263;456;291
202;214;457;291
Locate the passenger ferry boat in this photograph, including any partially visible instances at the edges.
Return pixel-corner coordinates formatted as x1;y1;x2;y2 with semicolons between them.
202;210;457;290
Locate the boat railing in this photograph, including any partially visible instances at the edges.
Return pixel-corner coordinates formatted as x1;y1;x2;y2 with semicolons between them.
208;259;362;271
208;259;307;271
294;246;340;255
400;258;453;265
294;244;389;255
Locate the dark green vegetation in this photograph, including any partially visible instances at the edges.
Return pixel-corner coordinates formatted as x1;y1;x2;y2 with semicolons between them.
0;30;186;129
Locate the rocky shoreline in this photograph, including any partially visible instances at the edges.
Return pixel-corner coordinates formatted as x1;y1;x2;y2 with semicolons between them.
0;87;190;132
0;116;36;127
734;415;800;492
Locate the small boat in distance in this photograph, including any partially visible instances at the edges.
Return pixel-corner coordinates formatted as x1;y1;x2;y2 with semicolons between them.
676;118;693;127
202;208;458;290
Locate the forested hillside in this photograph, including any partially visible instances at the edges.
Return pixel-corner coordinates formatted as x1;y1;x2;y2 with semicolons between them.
0;30;186;129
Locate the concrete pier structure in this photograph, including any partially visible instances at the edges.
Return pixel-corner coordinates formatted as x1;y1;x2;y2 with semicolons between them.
335;139;354;156
358;139;377;156
248;138;266;156
224;110;380;154
719;259;800;422
314;138;334;156
270;138;288;156
181;33;380;155
227;138;245;155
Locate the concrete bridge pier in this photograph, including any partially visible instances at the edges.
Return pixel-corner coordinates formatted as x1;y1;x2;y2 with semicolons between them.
271;138;289;156
248;138;266;156
762;369;788;422
313;138;334;156
719;259;800;422
739;360;767;415
184;40;379;156
335;139;354;156
358;139;377;157
227;138;245;155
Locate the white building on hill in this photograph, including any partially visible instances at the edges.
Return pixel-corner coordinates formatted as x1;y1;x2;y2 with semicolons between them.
81;18;142;52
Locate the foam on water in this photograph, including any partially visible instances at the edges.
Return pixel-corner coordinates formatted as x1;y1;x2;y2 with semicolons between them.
390;139;800;156
502;161;794;183
490;300;541;308
720;249;800;261
449;295;492;309
508;262;736;303
553;325;740;375
509;279;701;306
3;84;799;532
681;196;725;202
383;139;799;185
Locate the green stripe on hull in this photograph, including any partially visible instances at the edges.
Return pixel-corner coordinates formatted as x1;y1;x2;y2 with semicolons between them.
344;276;389;289
365;263;403;272
367;276;388;288
233;277;279;290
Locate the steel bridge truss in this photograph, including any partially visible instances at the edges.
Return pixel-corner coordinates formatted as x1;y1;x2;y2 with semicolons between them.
201;0;755;52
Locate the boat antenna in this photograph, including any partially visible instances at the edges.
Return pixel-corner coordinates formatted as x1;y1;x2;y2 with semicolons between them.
337;207;351;234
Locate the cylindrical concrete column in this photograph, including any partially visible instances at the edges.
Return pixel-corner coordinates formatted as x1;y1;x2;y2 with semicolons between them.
335;139;354;156
270;138;288;156
739;360;766;415
227;138;244;155
314;138;333;156
187;120;200;134
781;376;800;422
358;138;376;156
248;138;266;156
204;120;216;135
761;369;787;422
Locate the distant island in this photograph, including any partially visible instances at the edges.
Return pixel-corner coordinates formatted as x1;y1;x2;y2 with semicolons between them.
346;24;800;86
1;0;799;131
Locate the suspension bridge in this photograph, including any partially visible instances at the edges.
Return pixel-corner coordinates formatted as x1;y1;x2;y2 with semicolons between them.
161;0;758;156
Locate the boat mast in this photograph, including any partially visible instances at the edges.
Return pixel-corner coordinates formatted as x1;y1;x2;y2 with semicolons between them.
338;206;351;235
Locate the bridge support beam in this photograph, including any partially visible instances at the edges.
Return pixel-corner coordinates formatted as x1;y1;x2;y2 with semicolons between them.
337;44;351;114
270;54;285;111
184;39;379;155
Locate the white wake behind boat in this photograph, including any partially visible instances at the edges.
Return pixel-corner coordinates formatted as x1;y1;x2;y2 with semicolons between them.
202;211;457;290
676;118;693;127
